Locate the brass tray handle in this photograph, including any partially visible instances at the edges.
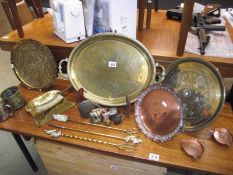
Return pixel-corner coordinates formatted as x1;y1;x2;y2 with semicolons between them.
154;62;166;83
58;58;69;78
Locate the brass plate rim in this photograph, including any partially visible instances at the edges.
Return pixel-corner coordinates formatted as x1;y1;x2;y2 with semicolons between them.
68;33;156;106
163;57;225;132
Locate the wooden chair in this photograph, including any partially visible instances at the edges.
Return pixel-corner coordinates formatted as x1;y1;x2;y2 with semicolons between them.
1;0;44;38
176;0;195;56
138;0;159;31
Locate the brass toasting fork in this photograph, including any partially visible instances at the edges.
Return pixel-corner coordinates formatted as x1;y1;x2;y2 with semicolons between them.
48;124;143;145
45;130;137;151
52;114;140;135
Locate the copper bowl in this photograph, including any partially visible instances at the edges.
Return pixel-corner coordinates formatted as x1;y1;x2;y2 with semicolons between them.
210;128;232;146
181;138;204;159
135;84;184;142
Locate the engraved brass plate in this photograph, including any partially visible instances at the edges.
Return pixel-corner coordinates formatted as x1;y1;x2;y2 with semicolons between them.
11;39;57;90
163;58;225;131
68;33;155;106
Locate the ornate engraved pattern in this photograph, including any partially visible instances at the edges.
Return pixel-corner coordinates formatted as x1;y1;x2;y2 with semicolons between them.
163;58;225;131
68;33;156;106
11;39;57;90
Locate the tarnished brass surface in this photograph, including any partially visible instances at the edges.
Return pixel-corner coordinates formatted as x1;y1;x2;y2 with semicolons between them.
163;58;225;131
181;139;204;159
1;86;25;110
135;84;183;142
11;39;57;90
211;128;232;146
68;33;156;106
26;90;75;127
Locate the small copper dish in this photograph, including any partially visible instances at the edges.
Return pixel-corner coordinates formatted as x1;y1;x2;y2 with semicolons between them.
181;138;204;159
135;84;183;142
210;128;232;146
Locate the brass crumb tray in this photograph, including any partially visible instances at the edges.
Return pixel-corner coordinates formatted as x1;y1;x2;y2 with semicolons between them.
11;39;57;90
68;33;156;106
26;90;75;127
163;58;225;131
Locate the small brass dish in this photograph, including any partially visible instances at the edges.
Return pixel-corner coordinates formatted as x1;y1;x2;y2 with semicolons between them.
181;138;204;159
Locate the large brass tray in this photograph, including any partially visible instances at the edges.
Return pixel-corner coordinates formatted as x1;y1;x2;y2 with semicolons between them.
68;33;156;106
11;39;57;90
163;58;225;131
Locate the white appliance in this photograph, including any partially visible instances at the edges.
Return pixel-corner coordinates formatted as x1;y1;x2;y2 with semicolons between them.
50;0;86;43
91;0;137;38
110;0;137;39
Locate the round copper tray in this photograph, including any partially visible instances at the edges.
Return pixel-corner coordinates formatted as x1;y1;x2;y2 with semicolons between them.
135;84;184;142
68;33;156;106
163;58;225;131
11;39;57;90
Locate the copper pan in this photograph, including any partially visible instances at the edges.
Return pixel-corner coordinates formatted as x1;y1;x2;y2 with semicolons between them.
181;138;204;159
210;128;232;146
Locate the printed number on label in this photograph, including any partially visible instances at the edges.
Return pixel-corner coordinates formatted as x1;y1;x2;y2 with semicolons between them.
108;61;117;68
148;153;160;161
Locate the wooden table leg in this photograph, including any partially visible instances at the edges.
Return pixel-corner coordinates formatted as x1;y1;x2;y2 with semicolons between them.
154;0;158;12
12;133;38;172
176;0;195;56
138;0;145;31
146;0;152;28
7;0;24;38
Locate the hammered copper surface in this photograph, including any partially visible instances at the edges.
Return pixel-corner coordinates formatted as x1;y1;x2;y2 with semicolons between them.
68;33;156;106
135;85;183;142
163;58;225;131
212;128;232;146
181;139;204;159
11;39;57;90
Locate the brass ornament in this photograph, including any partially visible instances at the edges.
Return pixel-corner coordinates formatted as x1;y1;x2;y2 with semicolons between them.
68;33;156;106
163;58;225;131
11;39;57;90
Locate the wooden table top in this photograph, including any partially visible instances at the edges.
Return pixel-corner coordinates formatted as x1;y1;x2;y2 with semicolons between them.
1;11;233;66
0;79;232;175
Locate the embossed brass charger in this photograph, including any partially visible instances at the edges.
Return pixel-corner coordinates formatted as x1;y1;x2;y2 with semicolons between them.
163;58;225;131
66;33;160;106
135;84;184;142
11;39;57;90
